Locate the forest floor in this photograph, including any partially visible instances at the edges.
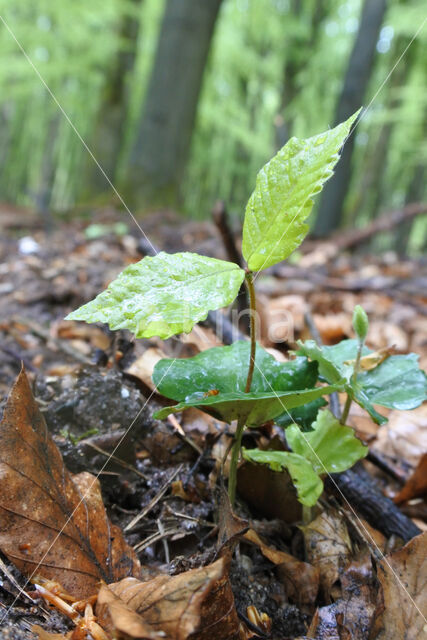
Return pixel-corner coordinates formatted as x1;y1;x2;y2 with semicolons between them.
0;204;426;640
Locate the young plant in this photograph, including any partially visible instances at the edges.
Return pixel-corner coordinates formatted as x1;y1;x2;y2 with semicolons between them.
66;108;426;508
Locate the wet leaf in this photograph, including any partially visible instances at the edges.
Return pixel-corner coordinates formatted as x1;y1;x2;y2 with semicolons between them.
66;252;245;339
242;449;323;506
153;341;336;427
242;110;360;271
154;341;318;398
274;397;327;429
374;532;427;640
154;386;337;429
285;409;368;475
0;367;140;599
96;557;240;640
297;339;427;424
301;510;352;598
244;528;319;604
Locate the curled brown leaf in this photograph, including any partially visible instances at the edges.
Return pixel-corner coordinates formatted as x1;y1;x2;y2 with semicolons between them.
0;366;140;599
97;557;240;640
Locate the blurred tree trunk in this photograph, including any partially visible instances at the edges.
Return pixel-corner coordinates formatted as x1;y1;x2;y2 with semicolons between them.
33;112;61;230
368;37;417;224
314;0;387;236
90;0;143;192
128;0;223;209
395;164;426;255
275;0;326;149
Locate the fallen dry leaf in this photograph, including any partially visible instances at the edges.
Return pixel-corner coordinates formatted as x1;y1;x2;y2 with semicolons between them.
126;346;166;391
0;367;140;599
244;528;319;604
375;404;427;466
394;453;427;504
297;549;377;639
372;531;427;640
97;557;240;640
56;320;111;350
262;295;307;344
180;325;223;352
301;510;352;599
312;312;352;344
366;320;409;352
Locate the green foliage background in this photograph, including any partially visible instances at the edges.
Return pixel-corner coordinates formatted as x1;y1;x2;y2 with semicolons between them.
0;0;425;249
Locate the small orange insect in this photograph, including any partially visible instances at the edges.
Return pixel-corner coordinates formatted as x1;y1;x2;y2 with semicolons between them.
203;389;219;397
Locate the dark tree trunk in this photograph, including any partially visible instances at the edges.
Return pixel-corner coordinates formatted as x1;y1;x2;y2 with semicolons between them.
89;0;143;192
314;0;387;237
128;0;223;209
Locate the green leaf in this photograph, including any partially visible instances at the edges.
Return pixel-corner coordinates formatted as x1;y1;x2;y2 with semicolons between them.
358;353;427;411
275;397;327;430
153;341;318;399
154;386;338;427
242;110;360;271
153;341;337;426
297;339;427;424
285;409;368;475
243;449;324;506
65;252;245;340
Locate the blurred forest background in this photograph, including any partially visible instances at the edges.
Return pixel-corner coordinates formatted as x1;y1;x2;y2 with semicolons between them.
0;0;425;253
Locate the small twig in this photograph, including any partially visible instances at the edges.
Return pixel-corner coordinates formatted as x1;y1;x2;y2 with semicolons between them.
212;200;243;268
157;519;170;564
167;414;203;456
204;309;248;345
0;345;36;371
164;506;216;528
84;442;148;480
125;464;184;531
0;557;36;605
133;527;183;554
212;200;249;334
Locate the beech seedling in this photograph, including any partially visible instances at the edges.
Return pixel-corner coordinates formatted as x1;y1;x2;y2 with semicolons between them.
67;109;426;508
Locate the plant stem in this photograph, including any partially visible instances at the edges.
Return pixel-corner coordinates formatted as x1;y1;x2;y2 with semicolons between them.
227;272;257;506
302;504;313;525
228;416;246;505
341;339;364;424
341;394;352;425
244;270;256;393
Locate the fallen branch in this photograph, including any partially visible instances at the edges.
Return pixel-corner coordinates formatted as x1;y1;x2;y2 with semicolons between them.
304;202;426;254
327;465;421;542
